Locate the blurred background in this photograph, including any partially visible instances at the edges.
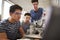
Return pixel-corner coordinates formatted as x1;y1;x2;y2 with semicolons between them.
0;0;60;27
0;0;60;40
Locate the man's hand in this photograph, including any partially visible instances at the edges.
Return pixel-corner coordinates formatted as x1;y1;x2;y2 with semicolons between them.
19;27;25;38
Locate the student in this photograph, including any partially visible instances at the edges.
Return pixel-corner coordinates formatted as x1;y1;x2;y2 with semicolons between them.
30;0;44;22
0;5;25;40
21;13;31;33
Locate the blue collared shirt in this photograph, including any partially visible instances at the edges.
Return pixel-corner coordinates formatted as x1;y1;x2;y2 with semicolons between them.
30;8;43;22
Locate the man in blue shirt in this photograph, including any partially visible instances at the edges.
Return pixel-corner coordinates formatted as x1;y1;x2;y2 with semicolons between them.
0;5;25;40
30;0;43;22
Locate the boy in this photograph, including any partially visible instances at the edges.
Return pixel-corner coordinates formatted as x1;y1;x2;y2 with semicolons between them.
21;13;31;33
0;5;25;40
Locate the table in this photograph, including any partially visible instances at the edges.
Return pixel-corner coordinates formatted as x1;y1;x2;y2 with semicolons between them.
24;34;42;40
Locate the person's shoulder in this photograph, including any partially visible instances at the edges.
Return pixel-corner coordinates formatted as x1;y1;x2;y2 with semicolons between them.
39;8;43;10
16;21;20;24
0;19;8;25
30;9;34;12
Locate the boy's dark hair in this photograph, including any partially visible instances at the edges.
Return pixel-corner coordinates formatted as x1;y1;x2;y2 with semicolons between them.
24;13;31;16
31;0;38;3
9;4;22;13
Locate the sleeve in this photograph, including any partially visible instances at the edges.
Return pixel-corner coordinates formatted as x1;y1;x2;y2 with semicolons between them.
0;22;6;32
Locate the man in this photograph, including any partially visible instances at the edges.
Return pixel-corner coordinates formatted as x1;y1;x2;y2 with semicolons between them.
0;5;25;40
21;13;31;33
30;0;43;22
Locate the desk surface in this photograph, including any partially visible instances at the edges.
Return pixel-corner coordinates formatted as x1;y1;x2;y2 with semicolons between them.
24;34;42;39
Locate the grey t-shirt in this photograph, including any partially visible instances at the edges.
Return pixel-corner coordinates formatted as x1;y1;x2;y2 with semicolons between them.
0;19;22;40
21;21;30;33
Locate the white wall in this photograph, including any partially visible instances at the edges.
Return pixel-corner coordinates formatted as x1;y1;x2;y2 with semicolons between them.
9;0;50;12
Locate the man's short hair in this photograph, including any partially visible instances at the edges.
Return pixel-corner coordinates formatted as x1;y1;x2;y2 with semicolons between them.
9;4;22;13
31;0;38;3
24;13;31;17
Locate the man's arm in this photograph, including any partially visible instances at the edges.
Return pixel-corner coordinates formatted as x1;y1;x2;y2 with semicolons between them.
19;27;25;38
0;32;8;40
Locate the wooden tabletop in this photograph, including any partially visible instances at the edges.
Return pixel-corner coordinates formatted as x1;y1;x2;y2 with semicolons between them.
24;34;42;39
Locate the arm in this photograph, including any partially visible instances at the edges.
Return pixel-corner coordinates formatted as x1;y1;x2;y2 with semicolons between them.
19;27;25;38
0;32;8;40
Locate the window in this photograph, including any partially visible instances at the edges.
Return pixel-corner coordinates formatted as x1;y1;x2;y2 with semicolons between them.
2;1;13;20
0;0;2;20
0;0;2;15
